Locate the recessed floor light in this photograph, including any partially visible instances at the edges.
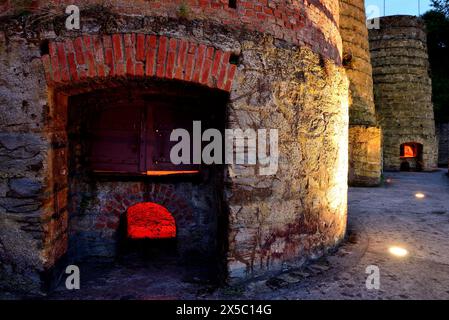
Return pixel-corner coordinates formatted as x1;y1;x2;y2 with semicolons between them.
415;193;425;199
389;246;408;257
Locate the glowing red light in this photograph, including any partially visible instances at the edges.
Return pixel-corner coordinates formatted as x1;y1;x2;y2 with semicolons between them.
403;145;416;158
127;202;176;239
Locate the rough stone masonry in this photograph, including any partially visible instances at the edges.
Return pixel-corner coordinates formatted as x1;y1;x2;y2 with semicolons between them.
339;0;382;186
369;15;438;171
0;0;349;294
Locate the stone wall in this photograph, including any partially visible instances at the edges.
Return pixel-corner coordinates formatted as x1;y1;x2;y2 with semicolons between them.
226;41;348;281
0;1;349;294
437;123;449;167
0;0;343;63
0;27;51;293
339;0;381;186
348;125;382;186
369;16;438;171
339;0;375;124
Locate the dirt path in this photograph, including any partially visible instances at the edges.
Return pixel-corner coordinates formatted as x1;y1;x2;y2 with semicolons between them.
227;170;449;300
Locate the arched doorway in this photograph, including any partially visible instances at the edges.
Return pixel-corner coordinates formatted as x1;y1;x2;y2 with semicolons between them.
43;34;235;274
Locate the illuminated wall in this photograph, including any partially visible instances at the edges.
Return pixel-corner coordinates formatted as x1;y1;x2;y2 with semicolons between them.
339;0;382;186
0;0;349;293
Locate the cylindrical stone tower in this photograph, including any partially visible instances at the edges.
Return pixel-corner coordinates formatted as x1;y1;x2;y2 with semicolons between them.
339;0;382;186
369;15;438;171
0;0;349;293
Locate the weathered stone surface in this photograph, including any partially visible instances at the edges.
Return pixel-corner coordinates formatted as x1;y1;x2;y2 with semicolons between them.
339;0;376;126
0;32;49;294
0;133;46;178
0;0;343;63
226;39;349;281
0;216;44;294
0;197;41;213
0;15;55;293
339;0;382;186
9;178;42;197
348;125;382;186
0;1;349;294
369;16;438;171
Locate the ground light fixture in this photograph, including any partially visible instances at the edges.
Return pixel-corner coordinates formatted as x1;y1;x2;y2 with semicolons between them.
389;246;409;258
415;193;426;199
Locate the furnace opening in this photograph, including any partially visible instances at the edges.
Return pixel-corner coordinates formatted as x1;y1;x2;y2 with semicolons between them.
118;202;178;262
126;202;176;239
400;142;423;171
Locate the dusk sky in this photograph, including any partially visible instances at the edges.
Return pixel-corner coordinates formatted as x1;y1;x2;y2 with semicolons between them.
365;0;433;18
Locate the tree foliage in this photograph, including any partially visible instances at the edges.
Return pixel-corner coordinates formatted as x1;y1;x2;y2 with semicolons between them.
431;0;449;17
423;3;449;122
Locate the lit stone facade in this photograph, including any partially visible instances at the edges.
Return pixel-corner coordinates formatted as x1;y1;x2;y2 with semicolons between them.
339;0;382;186
0;1;349;294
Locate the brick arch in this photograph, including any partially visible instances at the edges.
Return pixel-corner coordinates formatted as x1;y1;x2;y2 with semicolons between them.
95;183;193;233
41;34;237;92
397;138;427;148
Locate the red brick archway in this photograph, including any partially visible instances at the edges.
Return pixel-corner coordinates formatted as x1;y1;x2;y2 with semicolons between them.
41;34;237;92
41;33;233;268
